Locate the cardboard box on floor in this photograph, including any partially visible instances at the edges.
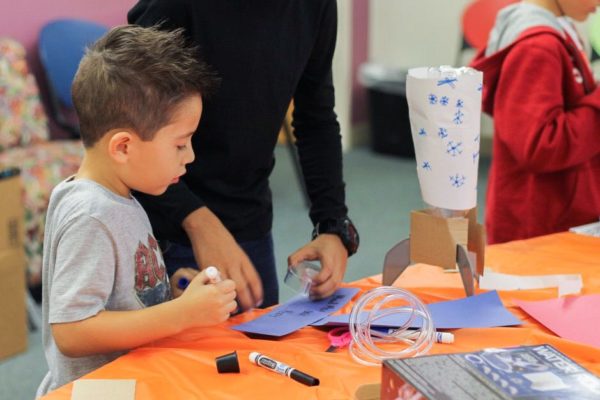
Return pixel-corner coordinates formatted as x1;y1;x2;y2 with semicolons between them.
0;248;27;360
0;172;28;360
0;173;24;252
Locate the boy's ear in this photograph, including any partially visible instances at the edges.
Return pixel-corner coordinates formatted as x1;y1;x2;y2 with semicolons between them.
108;131;134;164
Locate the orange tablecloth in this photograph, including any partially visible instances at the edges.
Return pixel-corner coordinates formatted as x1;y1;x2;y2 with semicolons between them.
42;232;600;399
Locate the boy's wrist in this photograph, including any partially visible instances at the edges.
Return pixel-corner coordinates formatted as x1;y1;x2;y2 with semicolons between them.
171;297;192;332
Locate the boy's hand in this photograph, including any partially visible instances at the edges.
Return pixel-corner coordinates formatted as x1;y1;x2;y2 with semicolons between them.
288;234;348;299
177;269;237;328
170;267;199;299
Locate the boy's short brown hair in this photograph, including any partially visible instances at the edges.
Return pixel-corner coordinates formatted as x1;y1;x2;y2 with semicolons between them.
72;25;219;147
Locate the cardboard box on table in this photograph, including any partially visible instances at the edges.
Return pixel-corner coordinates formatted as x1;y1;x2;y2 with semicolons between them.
383;207;485;296
0;173;24;251
0;173;28;360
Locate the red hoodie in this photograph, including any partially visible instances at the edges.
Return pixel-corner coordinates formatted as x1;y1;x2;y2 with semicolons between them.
471;27;600;244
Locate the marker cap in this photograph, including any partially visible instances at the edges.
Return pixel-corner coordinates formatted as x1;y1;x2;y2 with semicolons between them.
249;352;260;364
205;266;221;283
437;332;454;344
216;351;240;373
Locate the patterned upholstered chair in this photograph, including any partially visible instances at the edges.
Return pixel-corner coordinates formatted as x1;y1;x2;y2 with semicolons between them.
0;38;82;289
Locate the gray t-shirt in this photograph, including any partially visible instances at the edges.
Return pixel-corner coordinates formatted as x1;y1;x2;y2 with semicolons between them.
36;178;171;397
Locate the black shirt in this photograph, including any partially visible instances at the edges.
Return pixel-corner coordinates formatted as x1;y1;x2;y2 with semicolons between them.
128;0;347;243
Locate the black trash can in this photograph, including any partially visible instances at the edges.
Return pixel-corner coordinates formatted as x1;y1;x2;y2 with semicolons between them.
360;64;414;158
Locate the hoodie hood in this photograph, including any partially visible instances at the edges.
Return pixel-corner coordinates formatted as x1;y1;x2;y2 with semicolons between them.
470;26;563;115
485;3;563;55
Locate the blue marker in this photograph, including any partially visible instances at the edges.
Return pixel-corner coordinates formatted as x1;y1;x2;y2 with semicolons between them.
177;277;190;290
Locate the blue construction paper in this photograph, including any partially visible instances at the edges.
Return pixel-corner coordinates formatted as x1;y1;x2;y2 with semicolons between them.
312;290;521;329
231;287;360;337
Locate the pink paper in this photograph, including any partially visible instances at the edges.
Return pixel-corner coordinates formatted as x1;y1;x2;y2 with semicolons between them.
516;295;600;348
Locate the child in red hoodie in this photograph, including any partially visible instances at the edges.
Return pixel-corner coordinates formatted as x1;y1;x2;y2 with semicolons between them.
471;0;600;244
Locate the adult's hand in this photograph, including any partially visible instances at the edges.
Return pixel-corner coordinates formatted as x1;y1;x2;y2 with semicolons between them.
183;207;264;311
287;234;348;299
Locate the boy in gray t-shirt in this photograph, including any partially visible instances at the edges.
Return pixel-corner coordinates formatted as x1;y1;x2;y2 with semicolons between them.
37;26;236;397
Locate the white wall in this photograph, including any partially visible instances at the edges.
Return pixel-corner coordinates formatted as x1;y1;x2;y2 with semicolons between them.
368;0;493;145
333;0;353;150
369;0;472;69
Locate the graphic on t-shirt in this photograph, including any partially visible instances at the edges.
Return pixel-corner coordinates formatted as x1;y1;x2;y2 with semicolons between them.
134;234;170;307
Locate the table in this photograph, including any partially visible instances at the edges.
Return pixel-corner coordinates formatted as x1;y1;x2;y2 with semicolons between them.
42;232;600;399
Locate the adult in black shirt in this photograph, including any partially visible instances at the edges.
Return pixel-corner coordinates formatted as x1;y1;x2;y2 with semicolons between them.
128;0;356;310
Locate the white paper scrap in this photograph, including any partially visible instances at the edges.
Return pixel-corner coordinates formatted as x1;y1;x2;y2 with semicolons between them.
479;269;582;297
569;219;600;237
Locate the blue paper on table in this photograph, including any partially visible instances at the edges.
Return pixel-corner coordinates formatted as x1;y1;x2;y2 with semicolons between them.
312;290;521;329
232;287;360;337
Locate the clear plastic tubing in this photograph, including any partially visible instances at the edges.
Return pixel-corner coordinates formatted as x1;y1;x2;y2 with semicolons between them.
348;287;435;366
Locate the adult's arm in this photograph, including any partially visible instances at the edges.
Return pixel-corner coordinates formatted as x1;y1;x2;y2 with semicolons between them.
293;0;348;224
289;0;350;298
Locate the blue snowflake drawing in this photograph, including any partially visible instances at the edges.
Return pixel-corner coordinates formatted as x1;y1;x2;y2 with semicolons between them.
446;141;463;157
450;174;466;188
418;128;427;136
456;99;464;108
437;77;457;88
428;94;438;105
477;83;483;92
440;96;449;106
472;151;479;163
422;161;432;170
453;110;464;125
438;127;448;139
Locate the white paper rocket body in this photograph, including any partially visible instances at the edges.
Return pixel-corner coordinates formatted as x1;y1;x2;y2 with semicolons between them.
406;67;483;211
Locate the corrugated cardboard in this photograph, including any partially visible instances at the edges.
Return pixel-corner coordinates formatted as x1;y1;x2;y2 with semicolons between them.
0;248;28;360
0;174;24;251
409;208;485;275
466;208;486;277
354;383;381;400
72;380;136;400
410;209;468;270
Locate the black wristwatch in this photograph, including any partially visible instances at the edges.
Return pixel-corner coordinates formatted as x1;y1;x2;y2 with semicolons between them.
312;217;359;256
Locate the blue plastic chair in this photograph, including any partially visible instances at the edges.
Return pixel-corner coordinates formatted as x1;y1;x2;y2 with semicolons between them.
38;19;108;137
